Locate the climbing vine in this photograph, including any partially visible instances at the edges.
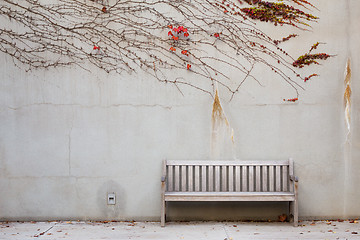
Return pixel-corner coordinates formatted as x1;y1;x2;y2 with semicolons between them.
0;0;332;101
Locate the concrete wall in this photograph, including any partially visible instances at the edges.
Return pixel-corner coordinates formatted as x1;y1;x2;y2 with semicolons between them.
0;0;359;221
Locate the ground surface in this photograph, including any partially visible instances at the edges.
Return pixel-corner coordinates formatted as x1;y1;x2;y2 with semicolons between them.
1;220;359;240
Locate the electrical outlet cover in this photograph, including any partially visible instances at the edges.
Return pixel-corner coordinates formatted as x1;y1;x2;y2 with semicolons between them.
107;193;116;205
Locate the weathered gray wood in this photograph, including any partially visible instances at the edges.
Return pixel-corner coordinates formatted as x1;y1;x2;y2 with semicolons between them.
262;166;268;192
165;192;295;202
255;166;261;192
181;166;187;192
228;165;234;192
215;166;220;192
166;160;289;166
293;181;299;227
235;166;240;192
282;166;288;192
161;160;166;227
174;165;180;192
289;158;294;192
269;166;274;192
275;165;281;192
242;166;247;191
188;165;193;192
208;166;213;192
162;159;299;227
221;166;227;191
194;166;200;192
201;166;207;192
289;201;294;223
168;165;173;192
249;166;254;192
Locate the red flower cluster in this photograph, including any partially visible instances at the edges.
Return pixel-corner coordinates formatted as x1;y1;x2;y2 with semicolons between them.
214;33;220;38
283;98;298;102
181;50;189;56
168;25;189;40
167;25;192;71
93;46;100;50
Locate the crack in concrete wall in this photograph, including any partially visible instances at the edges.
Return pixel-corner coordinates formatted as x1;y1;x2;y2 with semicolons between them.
68;108;75;176
7;103;174;110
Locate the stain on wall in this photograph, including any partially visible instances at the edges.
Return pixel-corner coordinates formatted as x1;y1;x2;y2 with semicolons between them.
344;58;351;141
211;89;235;159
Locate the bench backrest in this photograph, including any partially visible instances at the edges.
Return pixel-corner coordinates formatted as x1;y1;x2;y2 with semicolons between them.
163;159;294;193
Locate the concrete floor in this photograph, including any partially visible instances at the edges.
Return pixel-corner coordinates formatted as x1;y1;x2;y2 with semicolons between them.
1;220;359;240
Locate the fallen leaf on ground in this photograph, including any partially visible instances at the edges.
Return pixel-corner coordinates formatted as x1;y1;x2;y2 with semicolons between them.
278;214;287;222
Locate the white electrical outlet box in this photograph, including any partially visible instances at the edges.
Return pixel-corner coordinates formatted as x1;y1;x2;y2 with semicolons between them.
107;193;116;205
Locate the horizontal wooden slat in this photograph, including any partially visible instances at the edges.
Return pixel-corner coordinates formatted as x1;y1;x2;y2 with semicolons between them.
166;160;290;166
165;192;295;202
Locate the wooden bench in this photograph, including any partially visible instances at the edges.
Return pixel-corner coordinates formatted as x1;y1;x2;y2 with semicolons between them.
160;159;299;227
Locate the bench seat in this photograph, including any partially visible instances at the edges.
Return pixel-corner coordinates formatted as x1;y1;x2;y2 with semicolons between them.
165;192;295;202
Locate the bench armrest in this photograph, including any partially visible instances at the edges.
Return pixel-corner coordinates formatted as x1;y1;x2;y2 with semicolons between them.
161;176;166;182
290;175;299;182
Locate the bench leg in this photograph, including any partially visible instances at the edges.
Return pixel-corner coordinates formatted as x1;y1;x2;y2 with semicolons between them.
161;199;166;227
293;199;298;227
289;201;294;223
289;201;298;226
